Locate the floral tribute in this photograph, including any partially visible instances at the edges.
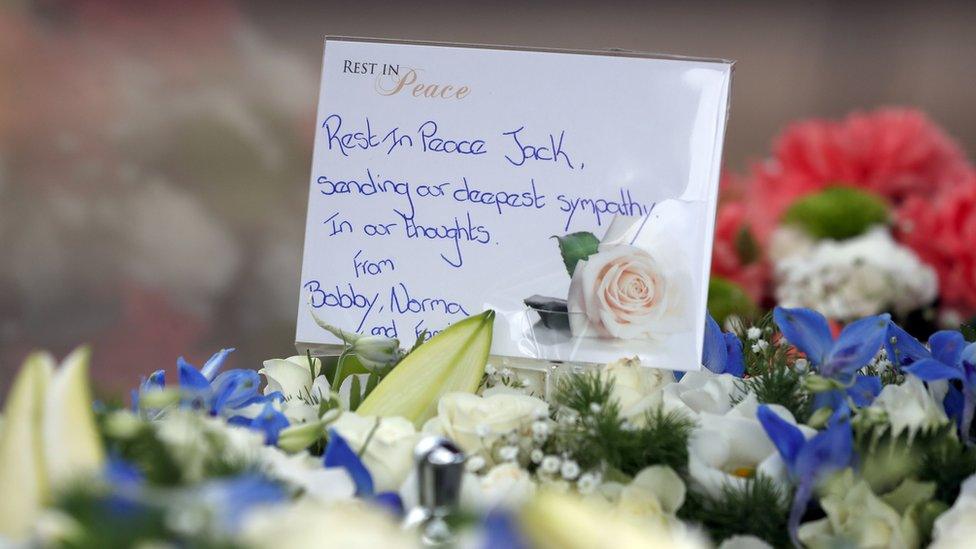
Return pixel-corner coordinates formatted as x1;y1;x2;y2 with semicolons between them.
2;304;976;549
710;108;976;329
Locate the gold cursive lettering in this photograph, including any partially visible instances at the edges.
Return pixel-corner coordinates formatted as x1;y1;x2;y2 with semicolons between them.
375;68;470;100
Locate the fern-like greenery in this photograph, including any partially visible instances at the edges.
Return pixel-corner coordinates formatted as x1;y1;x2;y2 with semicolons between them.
549;372;695;476
678;476;791;548
736;366;811;424
918;431;976;504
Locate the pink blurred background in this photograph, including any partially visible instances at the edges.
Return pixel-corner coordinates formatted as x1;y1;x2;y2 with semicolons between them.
2;0;974;399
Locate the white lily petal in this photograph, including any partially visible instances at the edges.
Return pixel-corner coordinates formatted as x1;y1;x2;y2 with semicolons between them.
260;357;313;400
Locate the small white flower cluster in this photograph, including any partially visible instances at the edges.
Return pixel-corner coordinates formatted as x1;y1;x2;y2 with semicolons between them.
480;364;535;396
773;226;938;321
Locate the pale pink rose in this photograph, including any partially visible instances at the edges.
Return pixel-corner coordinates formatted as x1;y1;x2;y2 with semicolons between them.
568;244;680;339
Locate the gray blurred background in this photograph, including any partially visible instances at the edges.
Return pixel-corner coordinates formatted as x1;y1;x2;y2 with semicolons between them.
1;0;974;399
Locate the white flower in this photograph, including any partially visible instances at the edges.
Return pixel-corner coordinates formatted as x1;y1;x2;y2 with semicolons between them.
568;244;689;340
931;474;976;549
603;357;674;423
330;412;419;492
498;445;519;462
242;499;420;549
463;463;537;510
577;472;601;495
660;370;745;419
615;466;686;532
746;327;763;341
869;376;948;442
750;340;769;353
774;226;938;320
541;455;561;474
688;394;815;498
798;475;918;549
530;449;545;464
718;535;773;549
561;459;581;480
466;455;487;473
258;447;355;503
258;356;331;424
531;420;550;441
423;392;547;458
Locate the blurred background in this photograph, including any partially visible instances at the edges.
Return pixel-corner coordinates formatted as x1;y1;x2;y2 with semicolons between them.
2;0;975;399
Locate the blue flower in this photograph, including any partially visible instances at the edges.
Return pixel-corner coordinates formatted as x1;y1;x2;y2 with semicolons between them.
481;510;529;549
774;307;889;409
758;404;855;546
176;348;282;418
702;313;745;377
887;323;976;440
130;369;165;413
323;429;404;515
195;474;287;534
228;402;290;445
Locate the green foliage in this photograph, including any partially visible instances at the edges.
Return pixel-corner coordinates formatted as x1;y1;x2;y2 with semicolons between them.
733;313;812;422
737;366;812;424
917;431;976;504
549;372;694;476
783;186;890;240
55;485;243;549
679;476;791;548
617;408;696;476
553;231;599;276
708;276;759;326
734;224;761;265
97;410;249;486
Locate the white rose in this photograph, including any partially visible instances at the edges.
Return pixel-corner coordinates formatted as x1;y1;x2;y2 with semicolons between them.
464;463;537;510
931;474;976;549
331;412;419;492
660;370;746;419
688;395;815;498
242;499;420;549
604;357;674;422
424;392;548;457
568;244;685;340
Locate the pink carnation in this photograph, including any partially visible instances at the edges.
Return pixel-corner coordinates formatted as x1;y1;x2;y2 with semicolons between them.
896;175;976;318
746;108;970;241
711;201;768;303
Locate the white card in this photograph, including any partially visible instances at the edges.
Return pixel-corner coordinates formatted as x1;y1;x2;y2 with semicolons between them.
297;38;732;371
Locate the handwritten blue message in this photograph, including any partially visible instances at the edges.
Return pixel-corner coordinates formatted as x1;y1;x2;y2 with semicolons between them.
305;113;657;339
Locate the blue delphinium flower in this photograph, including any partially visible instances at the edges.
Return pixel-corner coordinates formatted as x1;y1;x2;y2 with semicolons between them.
774;307;889;409
175;348;284;418
194;474;287;534
758;404;855;546
323;429;404;515
227;402;291;445
130;369;166;414
702;313;745;377
481;510;529;549
886;321;975;440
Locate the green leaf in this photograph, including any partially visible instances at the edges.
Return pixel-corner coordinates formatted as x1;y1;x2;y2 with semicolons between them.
783;186;890;240
333;351;370;392
553;232;599;276
349;375;363;411
357;310;494;427
733;225;760;265
707;276;759;325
